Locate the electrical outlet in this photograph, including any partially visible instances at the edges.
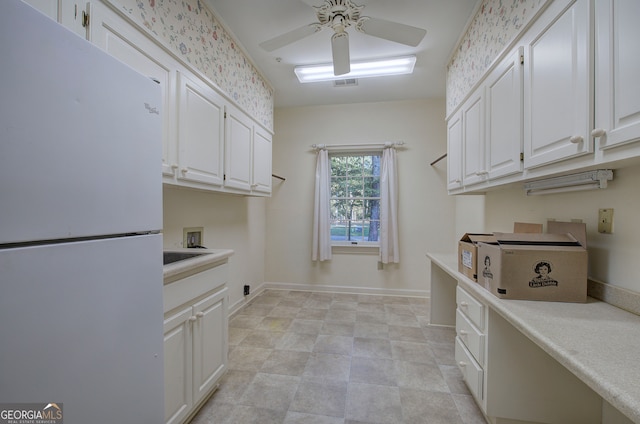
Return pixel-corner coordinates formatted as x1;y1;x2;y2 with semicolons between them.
183;227;204;248
244;285;250;296
598;209;613;234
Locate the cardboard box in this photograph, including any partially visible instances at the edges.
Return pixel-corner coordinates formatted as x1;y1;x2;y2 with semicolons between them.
458;233;497;281
477;232;588;302
513;222;543;233
547;220;587;249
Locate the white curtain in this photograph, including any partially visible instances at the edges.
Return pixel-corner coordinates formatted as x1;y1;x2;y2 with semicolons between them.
379;147;399;263
312;148;332;261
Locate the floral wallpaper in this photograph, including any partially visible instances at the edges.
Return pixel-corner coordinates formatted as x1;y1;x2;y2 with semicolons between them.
446;0;548;116
110;0;274;130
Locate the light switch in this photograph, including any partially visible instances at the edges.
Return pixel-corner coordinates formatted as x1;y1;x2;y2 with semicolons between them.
598;209;613;234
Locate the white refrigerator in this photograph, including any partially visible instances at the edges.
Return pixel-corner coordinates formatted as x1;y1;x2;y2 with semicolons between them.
0;1;165;423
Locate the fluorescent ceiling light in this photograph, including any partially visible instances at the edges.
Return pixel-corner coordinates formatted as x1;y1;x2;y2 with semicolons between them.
294;56;416;83
524;169;613;196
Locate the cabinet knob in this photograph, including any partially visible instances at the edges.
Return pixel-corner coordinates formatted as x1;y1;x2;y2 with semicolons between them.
569;135;583;144
171;164;178;170
196;312;204;318
181;168;188;174
591;128;606;138
189;316;197;322
459;361;467;368
460;301;469;308
459;330;468;337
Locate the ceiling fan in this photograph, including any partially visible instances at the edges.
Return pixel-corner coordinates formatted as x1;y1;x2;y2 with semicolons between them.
259;0;427;76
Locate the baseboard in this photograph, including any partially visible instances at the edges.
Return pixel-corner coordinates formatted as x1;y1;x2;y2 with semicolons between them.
262;281;429;299
228;281;268;317
228;282;429;318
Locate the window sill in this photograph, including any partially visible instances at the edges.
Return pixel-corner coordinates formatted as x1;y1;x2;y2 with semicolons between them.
331;244;379;255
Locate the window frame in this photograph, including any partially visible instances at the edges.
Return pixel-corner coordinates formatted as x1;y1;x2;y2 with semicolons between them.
328;150;382;248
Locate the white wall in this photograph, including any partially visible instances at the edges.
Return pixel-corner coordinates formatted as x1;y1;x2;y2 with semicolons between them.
162;186;266;310
266;99;456;296
483;164;640;293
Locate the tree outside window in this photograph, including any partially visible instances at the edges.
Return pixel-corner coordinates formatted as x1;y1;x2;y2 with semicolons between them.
329;153;381;244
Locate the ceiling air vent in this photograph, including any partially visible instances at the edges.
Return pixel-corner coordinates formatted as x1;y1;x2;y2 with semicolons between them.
333;78;358;87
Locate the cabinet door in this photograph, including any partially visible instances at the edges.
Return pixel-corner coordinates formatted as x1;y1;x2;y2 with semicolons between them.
523;0;592;169
164;306;193;424
447;112;463;190
594;0;640;150
224;105;253;191
462;90;486;186
23;0;86;37
176;71;225;186
252;126;273;194
486;48;524;179
192;287;228;404
89;1;178;177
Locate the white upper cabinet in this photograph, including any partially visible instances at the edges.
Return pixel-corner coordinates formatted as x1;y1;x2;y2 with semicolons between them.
447;111;463;190
593;0;640;153
485;48;524;180
176;71;225;187
224;104;253;191
462;90;487;186
523;0;592;169
23;0;86;37
88;0;177;177
38;0;274;197
252;126;273;194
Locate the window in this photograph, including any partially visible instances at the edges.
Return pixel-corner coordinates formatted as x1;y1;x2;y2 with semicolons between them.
329;152;381;245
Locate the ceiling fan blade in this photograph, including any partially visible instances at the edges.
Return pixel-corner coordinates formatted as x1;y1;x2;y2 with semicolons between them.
259;24;322;52
331;32;350;76
357;17;426;47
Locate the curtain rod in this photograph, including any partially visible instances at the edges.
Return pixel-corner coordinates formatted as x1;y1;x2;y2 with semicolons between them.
311;141;405;151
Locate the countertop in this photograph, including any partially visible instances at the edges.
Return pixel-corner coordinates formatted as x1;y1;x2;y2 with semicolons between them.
428;253;640;424
163;248;234;283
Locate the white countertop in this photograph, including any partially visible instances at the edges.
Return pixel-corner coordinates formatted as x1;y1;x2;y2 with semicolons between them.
163;248;234;283
428;253;640;424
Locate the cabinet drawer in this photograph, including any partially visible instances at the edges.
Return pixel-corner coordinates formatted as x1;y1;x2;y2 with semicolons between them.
455;336;483;401
456;286;485;330
456;309;485;365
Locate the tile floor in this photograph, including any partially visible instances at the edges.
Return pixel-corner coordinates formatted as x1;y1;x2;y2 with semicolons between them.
190;289;487;424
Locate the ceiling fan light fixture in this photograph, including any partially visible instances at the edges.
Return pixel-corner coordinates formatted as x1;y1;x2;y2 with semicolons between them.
294;55;416;83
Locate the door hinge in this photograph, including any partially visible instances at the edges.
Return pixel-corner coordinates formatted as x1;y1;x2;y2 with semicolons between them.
520;152;524;161
223;174;226;181
82;10;89;28
520;54;524;65
224;111;227;119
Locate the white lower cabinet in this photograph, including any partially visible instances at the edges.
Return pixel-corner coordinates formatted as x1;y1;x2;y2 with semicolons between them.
455;285;602;424
454;337;483;401
455;286;486;405
164;265;228;424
